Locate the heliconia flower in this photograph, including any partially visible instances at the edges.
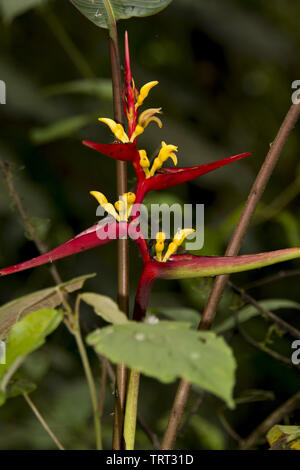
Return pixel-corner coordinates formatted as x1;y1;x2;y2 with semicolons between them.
135;82;159;109
155;229;195;262
83;139;251;195
133;247;300;321
90;191;136;222
148;141;178;178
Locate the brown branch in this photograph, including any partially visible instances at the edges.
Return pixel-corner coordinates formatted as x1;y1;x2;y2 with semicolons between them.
217;408;242;443
161;100;300;450
0;161;62;285
107;26;129;450
239;390;300;450
228;280;300;340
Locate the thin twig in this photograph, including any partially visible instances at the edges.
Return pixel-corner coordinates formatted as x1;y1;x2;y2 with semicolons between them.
99;356;108;417
161;99;300;450
228;280;300;339
0;161;62;284
238;325;300;370
137;413;161;450
23;392;65;450
217;408;242;443
239;391;300;450
178;393;205;437
244;268;300;290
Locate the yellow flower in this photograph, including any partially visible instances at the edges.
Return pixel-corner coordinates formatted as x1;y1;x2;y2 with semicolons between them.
149;141;178;177
139;150;150;178
154;229;195;262
135;81;159;109
130;108;163;141
98;118;129;143
90;191;120;221
155;232;166;262
90;191;136;222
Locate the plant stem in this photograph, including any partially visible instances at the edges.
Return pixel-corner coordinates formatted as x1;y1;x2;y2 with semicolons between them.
73;319;102;450
40;5;95;79
23;392;65;450
161;100;300;450
103;5;129;450
123;370;140;450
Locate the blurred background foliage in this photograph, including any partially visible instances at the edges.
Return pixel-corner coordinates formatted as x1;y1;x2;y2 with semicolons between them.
0;0;300;450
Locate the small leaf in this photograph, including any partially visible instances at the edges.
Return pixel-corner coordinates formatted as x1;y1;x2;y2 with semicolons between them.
267;425;300;450
214;299;300;334
87;321;236;407
81;292;128;324
31;113;97;144
70;0;174;29
0;308;63;383
0;273;96;339
43;79;112;100
5;377;37;400
149;306;200;328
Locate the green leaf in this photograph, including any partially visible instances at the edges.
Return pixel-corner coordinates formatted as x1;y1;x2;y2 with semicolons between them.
80;292;128;324
0;273;96;339
0;0;46;22
0;308;63;382
5;377;37;400
30;113;97;144
267;425;300;450
70;0;174;29
87;321;236;407
43;79;112;100
214;299;300;334
149;306;200;328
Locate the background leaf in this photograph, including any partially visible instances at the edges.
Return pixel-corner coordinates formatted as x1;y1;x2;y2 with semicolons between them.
70;0;174;29
80;292;128;324
0;308;63;383
214;299;300;334
0;273;95;339
87;321;236;407
0;0;46;22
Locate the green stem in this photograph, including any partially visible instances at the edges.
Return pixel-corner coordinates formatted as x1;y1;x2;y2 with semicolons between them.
39;5;95;79
123;370;140;450
73;319;102;450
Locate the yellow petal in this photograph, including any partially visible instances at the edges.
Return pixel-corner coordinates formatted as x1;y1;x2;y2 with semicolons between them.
135;81;159;109
162;229;195;262
162;242;177;263
155;232;166;262
139;150;151;178
90;191;120;221
90;191;108;206
149;141;178;177
173;228;195;245
98;118;129;143
130;109;162;142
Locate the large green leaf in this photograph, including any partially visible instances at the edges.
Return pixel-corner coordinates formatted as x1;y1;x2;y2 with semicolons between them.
80;292;128;325
70;0;174;29
0;0;46;22
87;321;236;407
0;308;63;383
214;299;300;334
0;273;95;339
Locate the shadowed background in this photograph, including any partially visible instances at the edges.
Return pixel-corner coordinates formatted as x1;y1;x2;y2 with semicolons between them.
0;0;299;450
